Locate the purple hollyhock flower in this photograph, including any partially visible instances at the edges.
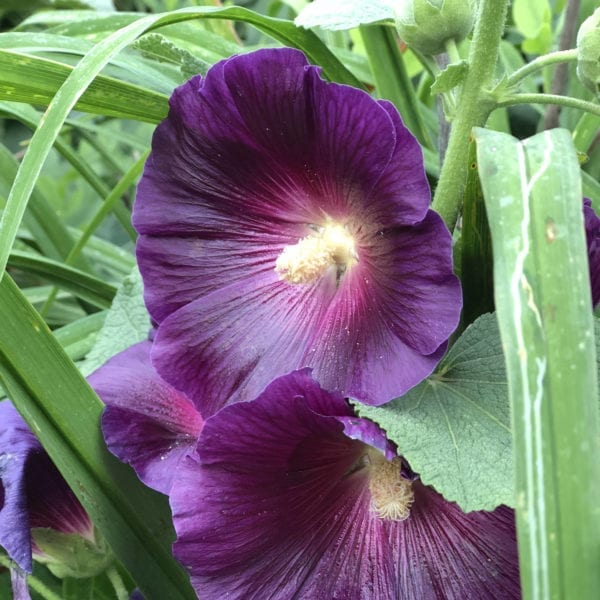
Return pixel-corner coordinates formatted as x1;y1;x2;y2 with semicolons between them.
89;340;204;495
583;198;600;307
170;370;519;599
0;402;93;574
134;47;462;411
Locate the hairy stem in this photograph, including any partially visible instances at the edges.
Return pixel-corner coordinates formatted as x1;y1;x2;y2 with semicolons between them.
431;0;510;230
505;49;579;88
497;93;600;117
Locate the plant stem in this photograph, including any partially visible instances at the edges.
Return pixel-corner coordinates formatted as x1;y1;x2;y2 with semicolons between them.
431;0;510;230
107;565;129;600
543;0;580;129
497;93;600;117
506;49;579;88
444;38;461;65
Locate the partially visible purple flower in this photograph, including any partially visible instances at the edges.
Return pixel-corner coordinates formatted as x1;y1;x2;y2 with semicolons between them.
583;198;600;307
0;402;92;574
89;341;204;495
170;370;519;599
134;48;462;411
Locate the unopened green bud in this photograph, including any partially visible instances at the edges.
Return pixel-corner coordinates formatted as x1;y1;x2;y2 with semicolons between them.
395;0;476;56
32;526;113;579
577;8;600;96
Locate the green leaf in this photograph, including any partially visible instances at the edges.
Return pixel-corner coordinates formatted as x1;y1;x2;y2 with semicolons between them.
475;127;600;599
0;275;195;599
512;0;550;39
295;0;394;30
0;50;169;122
430;60;468;95
359;24;434;152
133;33;210;78
81;267;149;376
355;312;513;512
512;0;552;55
7;250;116;309
53;311;106;362
0;140;86;269
460;138;494;327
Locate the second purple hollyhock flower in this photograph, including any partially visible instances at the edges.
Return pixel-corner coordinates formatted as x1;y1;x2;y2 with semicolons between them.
134;48;462;410
170;370;519;599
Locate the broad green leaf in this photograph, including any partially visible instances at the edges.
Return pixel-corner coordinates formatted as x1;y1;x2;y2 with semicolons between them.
356;313;512;512
0;275;195;599
475;127;600;599
81;268;149;376
295;0;394;30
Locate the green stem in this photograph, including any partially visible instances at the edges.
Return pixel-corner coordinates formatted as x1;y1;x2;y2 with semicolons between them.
107;565;129;600
505;49;578;87
497;93;600;117
444;38;462;65
0;555;63;600
431;0;509;230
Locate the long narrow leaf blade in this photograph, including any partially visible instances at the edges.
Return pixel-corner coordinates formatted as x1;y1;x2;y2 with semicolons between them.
475;127;600;599
0;275;195;599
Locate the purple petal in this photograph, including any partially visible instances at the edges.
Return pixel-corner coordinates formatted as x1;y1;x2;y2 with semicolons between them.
152;210;459;411
171;371;519;599
89;341;203;495
10;567;31;600
25;452;92;540
0;402;90;572
152;271;335;415
0;402;38;571
583;198;600;307
389;484;518;598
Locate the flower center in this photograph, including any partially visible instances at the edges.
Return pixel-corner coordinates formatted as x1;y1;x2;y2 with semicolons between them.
275;221;357;284
367;453;414;522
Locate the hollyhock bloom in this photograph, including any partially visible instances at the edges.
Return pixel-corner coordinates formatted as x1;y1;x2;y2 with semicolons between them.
170;370;519;599
134;47;462;410
88;340;204;495
583;198;600;307
0;401;109;586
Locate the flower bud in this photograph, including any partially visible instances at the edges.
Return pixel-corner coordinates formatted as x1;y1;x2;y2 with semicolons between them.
395;0;476;56
31;527;112;579
577;8;600;96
